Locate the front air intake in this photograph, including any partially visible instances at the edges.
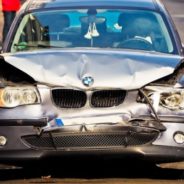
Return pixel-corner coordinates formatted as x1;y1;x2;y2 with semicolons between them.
91;90;126;107
52;89;87;108
22;131;159;150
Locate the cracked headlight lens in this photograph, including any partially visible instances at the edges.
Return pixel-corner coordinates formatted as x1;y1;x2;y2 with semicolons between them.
160;91;184;110
0;86;40;108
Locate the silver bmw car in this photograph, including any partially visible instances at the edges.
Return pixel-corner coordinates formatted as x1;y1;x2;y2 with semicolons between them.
0;0;184;163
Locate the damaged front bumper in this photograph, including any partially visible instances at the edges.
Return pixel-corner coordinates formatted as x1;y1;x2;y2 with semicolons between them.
0;121;183;162
0;85;184;162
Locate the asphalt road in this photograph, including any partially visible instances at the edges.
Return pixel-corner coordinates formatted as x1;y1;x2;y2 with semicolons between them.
0;0;184;183
1;159;184;184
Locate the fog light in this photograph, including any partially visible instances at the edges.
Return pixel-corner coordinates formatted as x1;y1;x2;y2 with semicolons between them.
0;136;7;146
173;132;184;144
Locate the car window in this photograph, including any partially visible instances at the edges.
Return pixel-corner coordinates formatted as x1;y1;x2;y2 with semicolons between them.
11;9;174;54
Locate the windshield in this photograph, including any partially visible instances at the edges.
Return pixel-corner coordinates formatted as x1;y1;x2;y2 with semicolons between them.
11;9;174;53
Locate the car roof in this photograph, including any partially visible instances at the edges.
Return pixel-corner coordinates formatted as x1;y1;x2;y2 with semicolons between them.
25;0;160;11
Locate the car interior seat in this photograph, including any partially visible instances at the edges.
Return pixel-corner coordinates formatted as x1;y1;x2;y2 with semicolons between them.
117;11;163;51
37;14;70;41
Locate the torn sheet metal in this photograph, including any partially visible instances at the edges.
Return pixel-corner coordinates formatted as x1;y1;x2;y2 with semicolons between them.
2;49;182;90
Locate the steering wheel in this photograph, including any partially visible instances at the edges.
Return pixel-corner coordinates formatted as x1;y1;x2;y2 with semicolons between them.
116;37;153;51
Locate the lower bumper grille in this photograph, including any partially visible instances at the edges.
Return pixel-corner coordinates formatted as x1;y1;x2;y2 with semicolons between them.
22;131;158;150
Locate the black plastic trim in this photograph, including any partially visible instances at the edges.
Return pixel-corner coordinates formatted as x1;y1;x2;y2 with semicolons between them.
0;118;47;127
0;145;184;163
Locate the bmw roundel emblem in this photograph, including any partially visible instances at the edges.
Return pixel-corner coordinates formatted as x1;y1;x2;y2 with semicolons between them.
82;76;94;87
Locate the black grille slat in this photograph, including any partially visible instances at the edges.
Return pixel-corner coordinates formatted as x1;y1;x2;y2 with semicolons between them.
52;89;87;108
52;89;126;108
22;132;158;150
91;90;126;107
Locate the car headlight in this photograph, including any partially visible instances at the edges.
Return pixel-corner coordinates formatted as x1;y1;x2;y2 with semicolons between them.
0;86;40;108
160;91;184;110
139;86;184;110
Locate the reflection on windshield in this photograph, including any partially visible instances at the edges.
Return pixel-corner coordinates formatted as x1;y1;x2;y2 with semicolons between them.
11;9;174;53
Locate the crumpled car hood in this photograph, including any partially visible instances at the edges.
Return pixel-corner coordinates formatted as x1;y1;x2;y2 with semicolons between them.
2;49;182;90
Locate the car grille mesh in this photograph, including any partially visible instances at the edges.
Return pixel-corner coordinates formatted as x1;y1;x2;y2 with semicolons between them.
52;89;87;108
51;89;126;108
22;131;158;150
91;90;126;107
